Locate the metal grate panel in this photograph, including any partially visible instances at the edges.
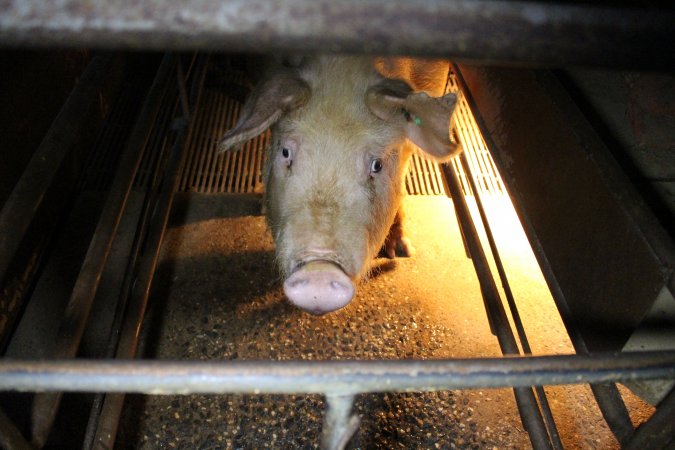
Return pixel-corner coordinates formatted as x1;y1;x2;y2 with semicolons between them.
178;89;267;194
447;73;506;197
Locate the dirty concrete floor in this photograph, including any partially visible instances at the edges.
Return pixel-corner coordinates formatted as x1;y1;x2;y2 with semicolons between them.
116;194;653;449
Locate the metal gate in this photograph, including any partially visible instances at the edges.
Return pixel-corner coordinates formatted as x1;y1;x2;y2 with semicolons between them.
1;2;675;450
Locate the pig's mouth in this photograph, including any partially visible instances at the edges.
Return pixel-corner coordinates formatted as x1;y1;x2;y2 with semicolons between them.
283;259;356;315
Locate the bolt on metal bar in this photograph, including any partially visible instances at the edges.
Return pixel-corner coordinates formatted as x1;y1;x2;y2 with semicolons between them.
440;161;553;449
321;394;360;450
29;54;176;449
1;1;675;69
0;352;674;394
457;152;564;450
89;57;208;450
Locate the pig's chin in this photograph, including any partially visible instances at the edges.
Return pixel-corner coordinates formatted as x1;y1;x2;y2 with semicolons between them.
283;259;356;315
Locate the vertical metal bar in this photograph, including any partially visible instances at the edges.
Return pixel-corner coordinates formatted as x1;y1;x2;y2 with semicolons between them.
176;58;190;121
590;383;635;445
189;85;211;192
440;161;554;450
89;57;207;450
219;99;239;193
209;92;229;193
459;152;564;450
0;407;32;450
321;394;360;450
240;130;254;193
29;54;175;449
211;93;230;194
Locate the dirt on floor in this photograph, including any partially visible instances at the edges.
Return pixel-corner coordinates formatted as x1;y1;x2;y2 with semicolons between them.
116;194;653;449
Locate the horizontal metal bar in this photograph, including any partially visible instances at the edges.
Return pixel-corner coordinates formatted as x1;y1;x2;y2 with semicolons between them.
1;352;674;395
1;1;675;68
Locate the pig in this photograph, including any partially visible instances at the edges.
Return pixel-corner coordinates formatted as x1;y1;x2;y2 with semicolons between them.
219;56;458;315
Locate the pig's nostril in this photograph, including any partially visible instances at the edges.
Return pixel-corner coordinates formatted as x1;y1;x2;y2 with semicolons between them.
330;281;346;290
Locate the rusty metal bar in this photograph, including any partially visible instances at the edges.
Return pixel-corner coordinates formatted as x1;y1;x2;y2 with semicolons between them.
0;352;674;395
29;54;176;449
2;1;675;69
441;161;553;449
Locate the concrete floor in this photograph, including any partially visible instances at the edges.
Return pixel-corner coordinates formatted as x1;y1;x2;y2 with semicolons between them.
116;193;652;449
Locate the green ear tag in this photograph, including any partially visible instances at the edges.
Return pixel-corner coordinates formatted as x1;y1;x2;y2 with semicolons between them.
414;117;422;126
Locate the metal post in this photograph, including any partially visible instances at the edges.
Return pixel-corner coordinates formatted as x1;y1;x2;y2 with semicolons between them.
321;394;360;450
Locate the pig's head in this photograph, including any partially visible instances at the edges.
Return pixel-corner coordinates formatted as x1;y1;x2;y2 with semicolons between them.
219;57;457;315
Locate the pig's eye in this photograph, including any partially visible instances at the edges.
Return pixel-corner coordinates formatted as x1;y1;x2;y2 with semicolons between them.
281;147;292;167
370;158;383;175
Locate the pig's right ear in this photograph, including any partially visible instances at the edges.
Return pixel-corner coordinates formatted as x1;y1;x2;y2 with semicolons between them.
366;79;458;161
218;72;310;152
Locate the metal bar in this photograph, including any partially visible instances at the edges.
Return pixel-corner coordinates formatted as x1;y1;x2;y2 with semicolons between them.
2;1;675;69
0;406;32;450
90;57;208;450
625;386;675;450
29;54;175;449
441;162;553;449
458;152;564;450
321;394;360;450
0;352;674;395
590;383;635;445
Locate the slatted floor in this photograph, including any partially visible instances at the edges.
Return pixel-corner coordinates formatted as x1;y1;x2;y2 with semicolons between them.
175;63;505;197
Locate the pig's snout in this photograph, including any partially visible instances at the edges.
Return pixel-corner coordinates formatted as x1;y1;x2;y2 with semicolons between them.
283;261;355;315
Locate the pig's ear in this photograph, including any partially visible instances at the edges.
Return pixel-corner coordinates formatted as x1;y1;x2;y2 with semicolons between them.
366;80;458;161
218;72;310;152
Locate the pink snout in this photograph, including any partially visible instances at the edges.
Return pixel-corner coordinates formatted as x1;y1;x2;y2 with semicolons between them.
283;261;355;315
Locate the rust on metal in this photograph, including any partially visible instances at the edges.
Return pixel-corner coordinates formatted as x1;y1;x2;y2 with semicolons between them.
1;1;675;68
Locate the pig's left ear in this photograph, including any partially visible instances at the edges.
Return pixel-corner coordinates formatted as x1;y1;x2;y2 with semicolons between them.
366;80;458;161
218;71;310;152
